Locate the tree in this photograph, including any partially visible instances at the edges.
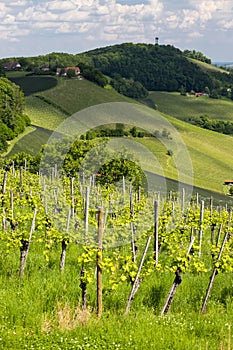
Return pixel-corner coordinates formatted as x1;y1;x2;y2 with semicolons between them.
204;86;210;95
66;69;76;79
0;77;29;153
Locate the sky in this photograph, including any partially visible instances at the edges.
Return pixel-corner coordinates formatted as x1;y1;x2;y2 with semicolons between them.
0;0;233;62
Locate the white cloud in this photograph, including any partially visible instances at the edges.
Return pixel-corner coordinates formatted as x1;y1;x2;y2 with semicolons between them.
0;0;232;60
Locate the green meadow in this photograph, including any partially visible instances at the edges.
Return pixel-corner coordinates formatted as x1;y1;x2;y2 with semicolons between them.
149;91;233;121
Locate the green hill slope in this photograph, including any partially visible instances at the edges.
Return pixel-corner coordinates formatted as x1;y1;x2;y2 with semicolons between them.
188;58;230;74
5;75;233;196
36;77;133;115
149;91;233;121
7;76;135;155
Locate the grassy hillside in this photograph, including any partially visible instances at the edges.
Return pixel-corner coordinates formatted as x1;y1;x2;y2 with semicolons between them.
5;75;233;195
188;57;230;74
149;91;233;121
7;126;53;157
25;95;67;130
160;114;233;193
5;76;135;156
37;77;134;115
106;107;233;194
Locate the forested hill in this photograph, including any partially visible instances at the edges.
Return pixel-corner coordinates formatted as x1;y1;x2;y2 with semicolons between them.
84;43;222;92
0;78;30;152
2;43;233;96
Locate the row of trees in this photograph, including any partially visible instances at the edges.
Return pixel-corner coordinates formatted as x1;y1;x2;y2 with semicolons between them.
186;115;233;135
5;137;146;189
0;77;30;152
183;50;212;64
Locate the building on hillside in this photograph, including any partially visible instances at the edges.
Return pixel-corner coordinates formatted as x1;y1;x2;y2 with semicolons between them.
56;67;81;76
3;62;21;70
224;180;233;186
40;64;50;71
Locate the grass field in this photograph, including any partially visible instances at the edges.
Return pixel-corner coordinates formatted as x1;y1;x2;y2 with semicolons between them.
188;57;230;74
25;95;68;130
1;236;233;349
6;126;53;157
149;92;233;121
37;77;134;115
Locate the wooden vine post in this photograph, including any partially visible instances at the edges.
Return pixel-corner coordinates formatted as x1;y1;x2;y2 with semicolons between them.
80;186;90;310
1;171;7;230
97;208;104;318
130;193;137;263
201;230;229;313
70;177;75;218
161;236;195;316
59;209;71;273
154;200;159;265
181;188;185;213
1;171;7;197
19;208;37;277
199;200;204;257
124;235;152;315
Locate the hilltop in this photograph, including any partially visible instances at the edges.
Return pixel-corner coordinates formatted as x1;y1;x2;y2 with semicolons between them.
1;42;233;99
1;43;233;198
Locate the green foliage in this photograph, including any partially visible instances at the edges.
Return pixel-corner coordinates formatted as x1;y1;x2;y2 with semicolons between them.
186;114;233;135
78;63;108;87
86;43;214;92
0;77;30;153
0;63;5;77
183;49;212;64
66;69;76;79
41;137;145;188
111;76;148;98
97;156;145;188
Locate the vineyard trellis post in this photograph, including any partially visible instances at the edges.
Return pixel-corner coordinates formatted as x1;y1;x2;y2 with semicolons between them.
201;230;229;313
181;188;185;213
1;171;8;230
198;200;204;257
70;177;75;218
19;208;37;277
154;200;159;265
161;236;195;316
2;171;7;196
130;192;137;263
80;186;90;310
59;209;71;273
124;235;152;315
97;208;104;318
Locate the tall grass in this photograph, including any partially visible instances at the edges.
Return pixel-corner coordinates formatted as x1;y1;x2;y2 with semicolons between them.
1;241;233;349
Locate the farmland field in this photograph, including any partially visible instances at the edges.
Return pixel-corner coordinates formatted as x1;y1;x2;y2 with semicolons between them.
6;126;53;157
149;91;233;121
9;75;58;96
25;95;68;130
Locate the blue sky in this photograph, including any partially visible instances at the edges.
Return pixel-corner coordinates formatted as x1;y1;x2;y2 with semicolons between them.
0;0;232;61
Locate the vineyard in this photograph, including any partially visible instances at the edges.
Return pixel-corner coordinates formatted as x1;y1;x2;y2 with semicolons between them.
1;164;233;349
